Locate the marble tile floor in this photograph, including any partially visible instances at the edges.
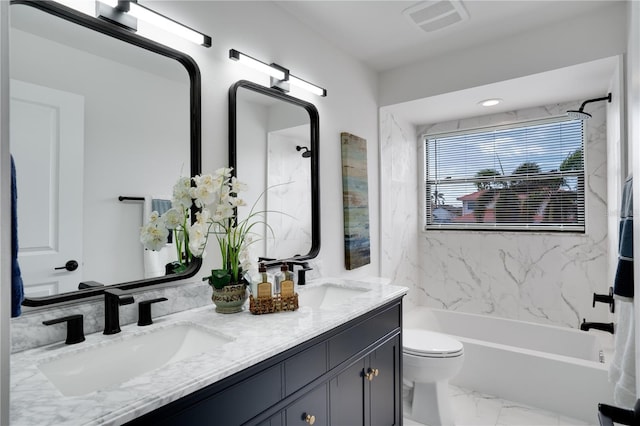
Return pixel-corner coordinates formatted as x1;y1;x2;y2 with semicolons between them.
403;385;596;426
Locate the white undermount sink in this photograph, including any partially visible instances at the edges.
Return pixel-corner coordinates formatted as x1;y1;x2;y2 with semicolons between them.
298;283;370;309
38;323;233;397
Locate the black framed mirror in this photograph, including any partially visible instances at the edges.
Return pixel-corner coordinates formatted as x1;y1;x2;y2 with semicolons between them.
13;0;202;307
229;80;320;265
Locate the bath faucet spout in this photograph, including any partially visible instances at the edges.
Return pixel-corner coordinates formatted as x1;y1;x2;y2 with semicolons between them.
580;319;614;334
286;260;313;285
104;288;134;335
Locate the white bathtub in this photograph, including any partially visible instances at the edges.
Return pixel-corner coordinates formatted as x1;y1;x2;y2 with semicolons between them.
404;307;614;423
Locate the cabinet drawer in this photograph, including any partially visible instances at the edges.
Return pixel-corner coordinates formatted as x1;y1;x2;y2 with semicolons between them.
285;384;328;426
285;342;327;396
328;303;400;369
148;364;282;426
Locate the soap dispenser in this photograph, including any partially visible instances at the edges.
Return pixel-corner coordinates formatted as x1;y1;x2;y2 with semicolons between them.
280;264;295;297
256;263;272;299
274;263;287;295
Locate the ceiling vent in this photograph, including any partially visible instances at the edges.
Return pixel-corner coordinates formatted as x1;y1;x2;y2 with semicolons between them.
403;1;469;33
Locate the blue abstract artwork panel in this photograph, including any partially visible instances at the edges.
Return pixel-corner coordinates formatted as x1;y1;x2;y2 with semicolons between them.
341;132;371;270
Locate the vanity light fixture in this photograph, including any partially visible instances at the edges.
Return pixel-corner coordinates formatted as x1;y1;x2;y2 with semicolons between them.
229;49;287;80
289;75;327;97
479;98;502;107
229;49;327;97
97;0;212;47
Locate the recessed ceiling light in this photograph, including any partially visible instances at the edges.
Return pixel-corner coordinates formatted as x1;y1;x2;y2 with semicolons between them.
479;98;502;107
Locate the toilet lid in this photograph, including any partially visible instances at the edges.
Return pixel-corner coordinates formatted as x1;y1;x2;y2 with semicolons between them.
403;328;464;357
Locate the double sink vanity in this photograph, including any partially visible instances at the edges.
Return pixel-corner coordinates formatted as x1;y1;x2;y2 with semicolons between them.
11;278;407;425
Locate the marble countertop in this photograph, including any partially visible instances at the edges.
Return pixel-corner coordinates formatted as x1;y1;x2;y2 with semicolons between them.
10;277;407;426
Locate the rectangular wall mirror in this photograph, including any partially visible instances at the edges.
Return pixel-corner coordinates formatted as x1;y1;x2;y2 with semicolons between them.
229;80;320;264
11;1;202;308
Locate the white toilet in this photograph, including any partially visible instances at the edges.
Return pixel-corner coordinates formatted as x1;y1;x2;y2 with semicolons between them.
403;328;464;426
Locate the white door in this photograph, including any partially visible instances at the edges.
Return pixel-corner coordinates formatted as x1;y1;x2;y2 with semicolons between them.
10;80;84;297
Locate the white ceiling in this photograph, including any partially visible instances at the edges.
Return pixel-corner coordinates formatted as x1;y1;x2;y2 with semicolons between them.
275;0;616;72
387;56;619;125
275;1;621;125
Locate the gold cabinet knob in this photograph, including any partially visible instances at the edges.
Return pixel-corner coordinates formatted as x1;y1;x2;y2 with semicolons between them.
304;413;316;425
365;367;380;381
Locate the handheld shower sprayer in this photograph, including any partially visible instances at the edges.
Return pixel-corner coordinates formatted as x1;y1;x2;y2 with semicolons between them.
567;93;612;121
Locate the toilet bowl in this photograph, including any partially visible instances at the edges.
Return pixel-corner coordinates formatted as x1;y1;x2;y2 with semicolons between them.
403;328;464;426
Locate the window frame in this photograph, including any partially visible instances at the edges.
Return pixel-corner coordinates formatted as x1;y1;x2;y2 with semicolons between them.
422;115;586;233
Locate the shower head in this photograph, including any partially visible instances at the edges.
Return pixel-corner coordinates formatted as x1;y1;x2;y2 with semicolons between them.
566;93;612;121
566;110;592;121
296;145;311;158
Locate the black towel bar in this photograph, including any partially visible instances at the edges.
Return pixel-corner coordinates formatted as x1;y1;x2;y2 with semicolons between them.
118;196;145;202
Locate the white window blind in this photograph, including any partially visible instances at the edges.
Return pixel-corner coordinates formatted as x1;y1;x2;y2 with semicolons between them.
425;117;585;232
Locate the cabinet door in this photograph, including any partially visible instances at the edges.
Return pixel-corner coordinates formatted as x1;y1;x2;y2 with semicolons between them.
367;335;401;426
329;358;366;425
285;384;328;426
257;412;283;426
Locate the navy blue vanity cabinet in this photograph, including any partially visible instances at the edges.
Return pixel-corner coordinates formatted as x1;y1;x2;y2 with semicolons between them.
126;298;402;426
330;335;401;426
330;357;366;424
257;412;283;426
284;384;329;425
367;335;401;425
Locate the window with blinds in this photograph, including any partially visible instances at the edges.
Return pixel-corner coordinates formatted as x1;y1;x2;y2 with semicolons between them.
425;117;585;232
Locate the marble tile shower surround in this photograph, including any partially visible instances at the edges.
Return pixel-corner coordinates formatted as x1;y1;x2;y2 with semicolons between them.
381;101;612;328
380;112;422;309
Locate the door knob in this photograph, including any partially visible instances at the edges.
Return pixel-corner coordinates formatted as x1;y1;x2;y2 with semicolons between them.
304;413;316;425
54;260;78;271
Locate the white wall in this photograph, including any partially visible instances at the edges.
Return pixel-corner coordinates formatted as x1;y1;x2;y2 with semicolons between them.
236;94;269;248
379;2;627;107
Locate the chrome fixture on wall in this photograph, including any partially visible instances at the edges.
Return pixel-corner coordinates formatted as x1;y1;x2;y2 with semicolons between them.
229;49;327;97
97;0;211;47
567;93;611;120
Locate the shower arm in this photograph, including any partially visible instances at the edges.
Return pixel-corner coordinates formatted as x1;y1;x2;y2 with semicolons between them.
577;93;612;112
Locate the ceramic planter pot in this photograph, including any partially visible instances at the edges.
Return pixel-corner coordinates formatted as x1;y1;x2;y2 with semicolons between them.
211;283;248;314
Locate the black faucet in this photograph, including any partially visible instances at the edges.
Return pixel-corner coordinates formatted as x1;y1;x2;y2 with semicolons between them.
581;319;614;334
104;288;134;335
43;314;85;345
138;297;168;326
260;258;314;285
593;287;615;313
287;260;313;286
